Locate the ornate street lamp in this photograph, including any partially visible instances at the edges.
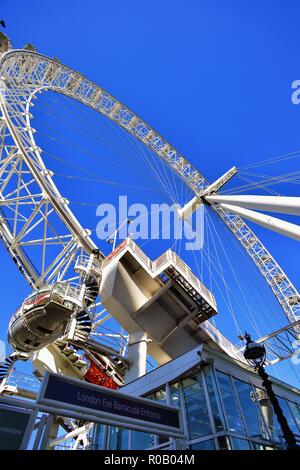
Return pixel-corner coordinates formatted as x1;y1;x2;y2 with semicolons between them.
243;332;299;450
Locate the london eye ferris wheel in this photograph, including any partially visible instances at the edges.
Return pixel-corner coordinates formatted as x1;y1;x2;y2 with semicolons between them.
0;30;300;397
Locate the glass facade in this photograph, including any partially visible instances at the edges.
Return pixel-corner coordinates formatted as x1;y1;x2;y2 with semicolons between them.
287;400;300;429
204;367;225;432
231;438;251;450
170;382;181;408
276;396;299;435
190;439;215;450
93;363;300;451
181;374;212;439
215;371;245;434
270;396;299;444
130;431;155;450
109;428;129;450
233;379;266;439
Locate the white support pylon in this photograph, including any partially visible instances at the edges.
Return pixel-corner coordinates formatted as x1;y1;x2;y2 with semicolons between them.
205;195;300;216
217;203;300;241
177;195;202;220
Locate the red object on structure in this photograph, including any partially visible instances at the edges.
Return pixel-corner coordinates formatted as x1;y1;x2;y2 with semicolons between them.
106;239;127;261
84;356;119;390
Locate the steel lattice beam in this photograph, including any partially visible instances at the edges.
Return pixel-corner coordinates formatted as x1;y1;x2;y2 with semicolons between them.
245;320;300;365
0;48;299;331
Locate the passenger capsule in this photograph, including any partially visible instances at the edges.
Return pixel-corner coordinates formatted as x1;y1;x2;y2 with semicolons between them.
8;282;82;353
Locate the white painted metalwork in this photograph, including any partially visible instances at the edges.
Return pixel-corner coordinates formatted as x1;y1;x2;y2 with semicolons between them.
0;42;299;371
178;167;238;220
251;319;300;365
217;203;300;241
205;194;300;216
48;422;93;449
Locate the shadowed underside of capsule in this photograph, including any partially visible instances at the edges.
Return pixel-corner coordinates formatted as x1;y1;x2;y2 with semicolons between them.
100;238;218;365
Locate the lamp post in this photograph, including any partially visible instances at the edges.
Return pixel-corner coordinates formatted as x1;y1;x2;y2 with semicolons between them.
243;332;298;450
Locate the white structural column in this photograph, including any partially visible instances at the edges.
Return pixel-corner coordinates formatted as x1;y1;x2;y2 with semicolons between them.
178;166;237;220
49;423;93;449
217;203;300;241
205;195;300;216
177;195;201;220
125;331;148;384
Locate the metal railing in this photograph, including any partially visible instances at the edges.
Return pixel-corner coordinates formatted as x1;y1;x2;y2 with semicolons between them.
6;370;40;395
51;281;82;308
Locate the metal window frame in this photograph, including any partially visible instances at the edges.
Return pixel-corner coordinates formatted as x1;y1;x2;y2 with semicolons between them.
229;435;252;451
104;382;184;451
276;395;300;434
214;430;278;450
214;365;278;444
188;435;217;450
32;413;48;450
249;383;273;441
202;346;300;404
199;368;218;437
177;381;190;446
97;358;298;451
212;367;244;435
202;365;227;433
286;399;300;433
210;365;231;433
179;372;214;442
184;431;273;451
213;367;278;450
228;373;248;435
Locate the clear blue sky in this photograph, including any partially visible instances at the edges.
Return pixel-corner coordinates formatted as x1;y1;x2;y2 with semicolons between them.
1;0;300;387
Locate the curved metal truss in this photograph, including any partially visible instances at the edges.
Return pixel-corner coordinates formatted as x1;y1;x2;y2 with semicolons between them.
0;48;299;331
